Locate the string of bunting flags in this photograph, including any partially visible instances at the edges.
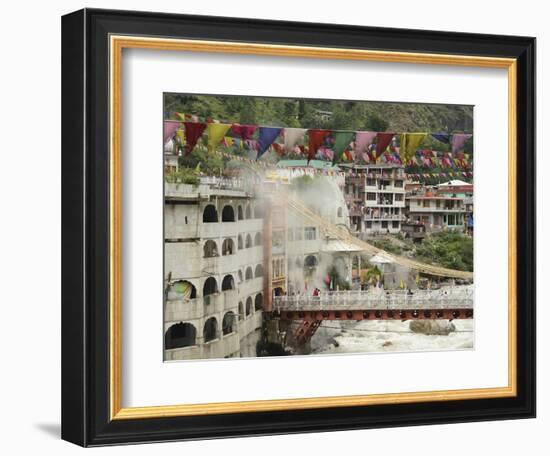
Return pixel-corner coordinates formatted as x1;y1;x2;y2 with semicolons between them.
164;115;473;167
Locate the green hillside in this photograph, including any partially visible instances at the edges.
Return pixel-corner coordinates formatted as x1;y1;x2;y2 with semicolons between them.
164;93;473;142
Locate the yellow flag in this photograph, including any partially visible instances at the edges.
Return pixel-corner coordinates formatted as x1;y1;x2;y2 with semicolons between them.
176;129;185;143
400;133;427;164
207;124;232;151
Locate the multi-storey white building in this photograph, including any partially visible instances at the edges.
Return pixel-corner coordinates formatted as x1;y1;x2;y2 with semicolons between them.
406;192;467;232
341;164;406;237
164;177;265;360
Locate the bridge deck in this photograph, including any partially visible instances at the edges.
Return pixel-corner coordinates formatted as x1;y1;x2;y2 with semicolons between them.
273;288;473;312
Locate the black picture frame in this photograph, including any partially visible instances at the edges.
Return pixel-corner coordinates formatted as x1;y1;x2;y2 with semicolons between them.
62;8;536;447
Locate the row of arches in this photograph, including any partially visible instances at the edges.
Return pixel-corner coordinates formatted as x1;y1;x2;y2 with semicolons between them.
202;203;264;223
238;293;263;320
203;233;262;258
168;266;263;302
165;311;239;349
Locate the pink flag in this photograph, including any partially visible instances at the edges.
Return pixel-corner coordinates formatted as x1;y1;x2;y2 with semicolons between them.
164;120;181;142
354;131;377;162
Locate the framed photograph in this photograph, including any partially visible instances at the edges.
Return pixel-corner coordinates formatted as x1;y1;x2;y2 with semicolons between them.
61;8;535;446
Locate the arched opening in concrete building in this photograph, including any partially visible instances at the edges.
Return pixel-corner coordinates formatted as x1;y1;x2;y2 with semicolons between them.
237;234;243;249
245;266;253;280
254;293;263;311
254;232;262;246
245;234;252;248
203;317;218;342
255;264;264;278
304;255;318;268
222;205;235;222
203;277;218;297
222;311;236;335
221;274;235;291
238;301;243;320
203;240;218;258
273;287;284;297
164;322;196;349
222;238;235;255
238;269;243;283
245;297;253;316
203;204;218;223
168;280;196;300
304;255;318;278
245;205;252;219
237;205;244;220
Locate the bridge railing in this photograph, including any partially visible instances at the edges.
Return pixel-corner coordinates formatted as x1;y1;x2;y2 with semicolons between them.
272;289;473;311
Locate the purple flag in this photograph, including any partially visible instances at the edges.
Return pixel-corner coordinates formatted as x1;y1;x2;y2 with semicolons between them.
451;133;473;153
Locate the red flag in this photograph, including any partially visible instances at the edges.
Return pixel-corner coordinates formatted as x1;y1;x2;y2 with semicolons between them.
183;122;207;155
231;124;258;141
375;133;395;159
307;129;332;161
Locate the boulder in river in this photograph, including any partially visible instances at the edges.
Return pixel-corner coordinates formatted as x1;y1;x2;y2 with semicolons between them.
409;320;456;335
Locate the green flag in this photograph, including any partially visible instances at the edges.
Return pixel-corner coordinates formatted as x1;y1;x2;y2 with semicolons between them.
332;131;355;165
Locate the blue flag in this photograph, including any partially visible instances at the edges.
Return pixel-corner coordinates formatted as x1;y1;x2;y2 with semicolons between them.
257;127;282;158
431;133;451;144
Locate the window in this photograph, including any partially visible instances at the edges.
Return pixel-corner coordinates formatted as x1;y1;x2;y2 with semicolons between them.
394;180;403;188
395;194;404;202
245;234;252;248
304;227;316;240
423;200;430;208
366;178;376;186
366;192;376;201
222;238;234;255
221;205;235;222
245;297;252;316
392;221;399;229
203;317;218;342
203;277;218;297
237;235;243;250
168;280;196;300
165;323;196;349
237;205;243;220
222;312;235;335
203;240;218;258
436;200;441;208
366;221;372;229
381;221;388;229
245;267;253;280
304;255;318;268
202;204;218;223
254;264;264;278
221;274;235;291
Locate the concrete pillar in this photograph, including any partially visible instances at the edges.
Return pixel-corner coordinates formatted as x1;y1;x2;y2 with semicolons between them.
263;197;273;312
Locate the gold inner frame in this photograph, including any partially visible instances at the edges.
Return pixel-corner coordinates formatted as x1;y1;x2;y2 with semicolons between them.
109;35;517;420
